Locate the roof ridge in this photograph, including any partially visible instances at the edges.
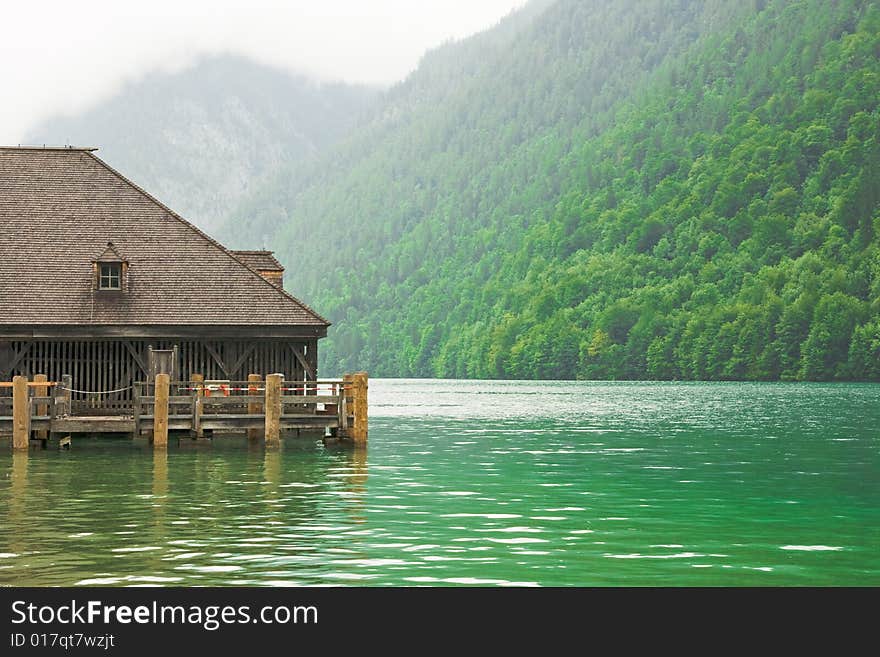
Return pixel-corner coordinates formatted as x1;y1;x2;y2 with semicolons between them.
0;145;98;152
82;151;331;326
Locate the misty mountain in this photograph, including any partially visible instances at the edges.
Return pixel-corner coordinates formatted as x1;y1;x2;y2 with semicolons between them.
222;0;880;381
26;55;379;231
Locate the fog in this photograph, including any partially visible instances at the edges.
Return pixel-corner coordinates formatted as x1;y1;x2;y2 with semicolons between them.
0;0;525;143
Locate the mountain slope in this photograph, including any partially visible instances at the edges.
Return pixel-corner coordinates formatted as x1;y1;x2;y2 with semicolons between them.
26;55;378;231
228;0;880;381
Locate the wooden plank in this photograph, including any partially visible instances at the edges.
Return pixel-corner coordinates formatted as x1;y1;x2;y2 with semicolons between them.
50;418;136;433
281;395;339;404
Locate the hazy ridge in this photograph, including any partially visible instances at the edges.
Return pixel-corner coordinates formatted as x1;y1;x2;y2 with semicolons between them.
26;55;379;232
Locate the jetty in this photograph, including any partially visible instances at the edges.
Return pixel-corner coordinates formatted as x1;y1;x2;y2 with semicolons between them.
0;372;368;449
0;145;365;451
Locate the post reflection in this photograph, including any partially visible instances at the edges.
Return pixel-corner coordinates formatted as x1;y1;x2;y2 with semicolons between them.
345;447;368;525
263;446;281;502
7;451;28;558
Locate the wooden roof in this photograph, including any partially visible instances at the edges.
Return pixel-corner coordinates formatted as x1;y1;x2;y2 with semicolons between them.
0;147;329;328
231;250;284;272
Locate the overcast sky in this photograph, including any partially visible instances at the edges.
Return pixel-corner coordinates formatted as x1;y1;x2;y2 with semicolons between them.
0;0;527;143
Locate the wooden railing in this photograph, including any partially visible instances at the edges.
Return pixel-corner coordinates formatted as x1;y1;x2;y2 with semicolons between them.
3;372;367;450
132;374;367;446
0;375;72;449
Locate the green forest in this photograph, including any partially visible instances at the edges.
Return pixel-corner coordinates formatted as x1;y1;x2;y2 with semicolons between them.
224;0;880;381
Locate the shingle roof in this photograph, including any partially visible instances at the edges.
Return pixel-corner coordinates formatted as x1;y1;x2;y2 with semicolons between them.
0;146;329;327
231;250;284;272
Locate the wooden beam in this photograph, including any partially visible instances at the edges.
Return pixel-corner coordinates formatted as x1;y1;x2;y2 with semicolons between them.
204;343;230;378
288;344;315;380
7;341;32;373
123;341;149;375
0;325;328;340
229;344;257;379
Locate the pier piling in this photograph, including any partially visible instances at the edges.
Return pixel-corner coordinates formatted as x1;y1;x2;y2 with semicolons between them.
352;372;368;445
154;374;169;448
248;374;262;441
190;373;204;439
34;374;48;442
265;373;282;446
12;376;29;450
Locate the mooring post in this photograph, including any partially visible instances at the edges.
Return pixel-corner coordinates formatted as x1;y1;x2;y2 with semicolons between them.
34;374;48;442
58;374;72;417
154;373;170;448
265;373;282;447
352;372;368;445
341;373;353;435
12;375;30;450
248;373;262;441
190;373;204;439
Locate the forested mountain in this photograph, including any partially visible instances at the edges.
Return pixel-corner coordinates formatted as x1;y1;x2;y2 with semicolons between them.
225;0;879;382
26;55;378;231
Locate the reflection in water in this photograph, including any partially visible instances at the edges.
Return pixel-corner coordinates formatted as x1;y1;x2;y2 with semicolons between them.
345;448;368;525
7;451;27;558
149;449;169;577
1;381;879;586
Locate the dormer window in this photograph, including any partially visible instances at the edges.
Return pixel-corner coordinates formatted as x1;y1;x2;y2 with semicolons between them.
99;263;121;290
92;242;128;293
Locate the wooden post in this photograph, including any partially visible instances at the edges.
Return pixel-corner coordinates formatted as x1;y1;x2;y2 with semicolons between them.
352;372;368;445
34;374;48;441
341;374;353;434
265;373;282;447
57;374;72;417
154;373;169;448
190;373;204;439
247;374;262;440
51;374;71;444
12;376;29;450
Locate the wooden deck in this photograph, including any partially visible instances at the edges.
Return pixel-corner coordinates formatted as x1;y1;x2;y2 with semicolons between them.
1;374;368;447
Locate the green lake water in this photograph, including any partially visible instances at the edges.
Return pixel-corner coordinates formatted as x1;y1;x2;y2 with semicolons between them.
1;380;878;586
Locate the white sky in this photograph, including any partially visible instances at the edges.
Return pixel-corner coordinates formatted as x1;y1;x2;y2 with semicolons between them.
0;0;526;143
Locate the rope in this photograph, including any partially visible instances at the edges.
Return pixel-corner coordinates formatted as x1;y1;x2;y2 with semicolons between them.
59;386;133;396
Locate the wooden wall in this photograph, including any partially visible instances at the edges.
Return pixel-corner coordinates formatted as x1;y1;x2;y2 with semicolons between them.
0;338;318;413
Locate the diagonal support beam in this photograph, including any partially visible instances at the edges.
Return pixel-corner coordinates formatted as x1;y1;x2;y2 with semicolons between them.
123;341;149;375
228;343;257;379
7;341;33;372
288;344;315;380
204;343;230;378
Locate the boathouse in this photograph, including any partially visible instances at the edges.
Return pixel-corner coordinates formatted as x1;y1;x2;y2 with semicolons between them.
0;146;330;414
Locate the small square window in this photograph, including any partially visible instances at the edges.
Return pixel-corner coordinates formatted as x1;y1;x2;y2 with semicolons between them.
99;263;121;290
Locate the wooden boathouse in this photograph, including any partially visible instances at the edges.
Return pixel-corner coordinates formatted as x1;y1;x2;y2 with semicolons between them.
0;146;366;447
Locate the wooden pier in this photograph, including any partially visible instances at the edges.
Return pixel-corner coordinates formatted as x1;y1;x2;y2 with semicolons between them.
0;372;368;449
